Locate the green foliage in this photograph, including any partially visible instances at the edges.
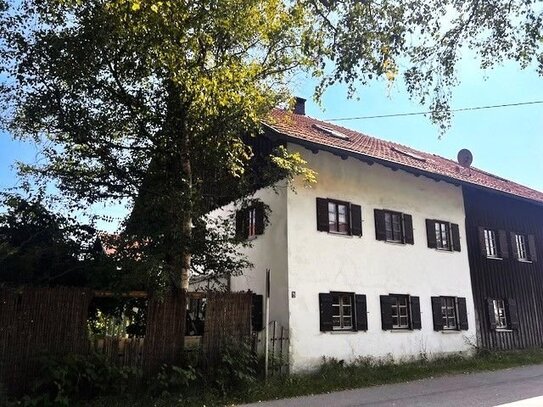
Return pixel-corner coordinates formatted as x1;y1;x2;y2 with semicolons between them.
0;193;118;288
0;0;540;290
148;364;198;397
214;338;259;396
22;353;142;406
88;297;147;338
83;348;543;407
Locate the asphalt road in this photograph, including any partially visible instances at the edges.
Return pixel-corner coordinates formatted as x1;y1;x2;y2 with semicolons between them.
240;364;543;407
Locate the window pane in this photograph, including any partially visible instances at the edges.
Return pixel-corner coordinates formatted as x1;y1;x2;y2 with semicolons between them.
328;202;337;231
337;205;348;234
385;212;392;240
441;223;449;248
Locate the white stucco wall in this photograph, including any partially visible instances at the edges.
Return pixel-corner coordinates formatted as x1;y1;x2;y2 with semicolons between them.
285;143;477;372
200;184;290;329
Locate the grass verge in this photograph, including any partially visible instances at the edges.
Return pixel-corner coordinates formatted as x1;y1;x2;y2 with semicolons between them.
89;348;543;407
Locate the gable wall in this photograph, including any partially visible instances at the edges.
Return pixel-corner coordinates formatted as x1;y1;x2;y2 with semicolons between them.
286;143;476;371
209;184;290;329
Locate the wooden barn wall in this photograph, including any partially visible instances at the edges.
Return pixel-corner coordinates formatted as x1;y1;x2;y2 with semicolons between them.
463;186;543;350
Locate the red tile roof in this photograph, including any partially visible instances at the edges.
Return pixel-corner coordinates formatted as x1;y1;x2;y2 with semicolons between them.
265;109;543;205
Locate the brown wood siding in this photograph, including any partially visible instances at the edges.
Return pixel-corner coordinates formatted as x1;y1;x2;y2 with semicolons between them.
463;186;543;350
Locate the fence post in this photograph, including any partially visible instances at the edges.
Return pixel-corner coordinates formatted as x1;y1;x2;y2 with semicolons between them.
264;269;270;380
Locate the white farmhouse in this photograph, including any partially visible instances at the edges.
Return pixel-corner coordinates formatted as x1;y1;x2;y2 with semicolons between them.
200;99;497;372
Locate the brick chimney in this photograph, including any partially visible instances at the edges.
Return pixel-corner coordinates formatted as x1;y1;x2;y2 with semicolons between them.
294;97;306;115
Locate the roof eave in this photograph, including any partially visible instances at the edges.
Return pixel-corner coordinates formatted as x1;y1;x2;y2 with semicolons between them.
263;123;543;208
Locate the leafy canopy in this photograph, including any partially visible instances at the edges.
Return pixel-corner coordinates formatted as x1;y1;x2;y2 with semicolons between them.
0;0;540;288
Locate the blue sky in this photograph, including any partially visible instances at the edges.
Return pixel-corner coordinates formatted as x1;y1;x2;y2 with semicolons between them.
1;56;542;230
296;58;543;191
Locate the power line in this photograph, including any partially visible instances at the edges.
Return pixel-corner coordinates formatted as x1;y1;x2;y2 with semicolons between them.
324;100;543;122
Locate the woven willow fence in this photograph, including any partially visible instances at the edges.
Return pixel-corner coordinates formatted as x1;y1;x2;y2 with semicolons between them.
0;287;254;395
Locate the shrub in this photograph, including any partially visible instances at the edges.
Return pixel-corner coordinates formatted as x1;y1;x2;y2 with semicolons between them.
214;338;258;395
22;353;142;406
149;364;198;397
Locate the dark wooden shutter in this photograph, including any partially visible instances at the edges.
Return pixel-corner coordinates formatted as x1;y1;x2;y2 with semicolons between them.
355;294;367;331
255;202;265;235
528;235;538;262
426;219;437;248
319;293;333;332
457;297;469;330
451;223;461;252
410;296;422;330
487;298;497;330
498;230;509;259
235;209;248;239
511;232;519;260
478;227;487;257
350;204;362;237
374;209;387;241
316;198;329;232
507;298;520;330
403;214;414;244
251;294;263;332
380;295;394;330
431;297;443;331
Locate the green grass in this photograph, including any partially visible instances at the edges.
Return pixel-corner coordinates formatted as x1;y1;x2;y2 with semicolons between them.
88;348;543;407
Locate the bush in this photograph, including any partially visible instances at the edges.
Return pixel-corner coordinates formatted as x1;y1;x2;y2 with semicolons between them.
22;353;142;406
214;338;258;395
149;364;198;397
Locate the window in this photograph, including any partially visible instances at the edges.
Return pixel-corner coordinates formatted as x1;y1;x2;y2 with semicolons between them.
316;198;362;237
514;233;529;261
511;233;538;262
248;207;257;238
331;293;353;330
493;299;508;329
385;211;403;243
380;294;421;330
391;295;410;329
374;209;414;245
484;229;499;258
435;222;450;250
319;292;367;332
235;202;265;240
441;297;457;330
431;296;468;331
328;201;349;234
426;220;461;251
486;298;519;331
478;227;509;259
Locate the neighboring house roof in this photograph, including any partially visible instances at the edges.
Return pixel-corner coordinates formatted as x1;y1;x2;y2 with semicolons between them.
265;109;543;205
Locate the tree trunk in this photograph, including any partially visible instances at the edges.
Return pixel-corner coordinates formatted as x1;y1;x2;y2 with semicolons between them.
180;129;192;291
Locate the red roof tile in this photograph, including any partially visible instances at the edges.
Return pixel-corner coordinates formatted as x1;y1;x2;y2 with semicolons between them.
265;109;543;204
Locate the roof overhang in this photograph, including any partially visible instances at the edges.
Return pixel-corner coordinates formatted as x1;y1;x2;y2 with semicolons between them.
263;123;543;208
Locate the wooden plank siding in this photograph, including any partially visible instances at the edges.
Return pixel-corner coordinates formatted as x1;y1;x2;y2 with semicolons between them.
463;186;543;350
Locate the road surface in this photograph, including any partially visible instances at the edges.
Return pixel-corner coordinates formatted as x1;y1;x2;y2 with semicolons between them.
240;364;543;407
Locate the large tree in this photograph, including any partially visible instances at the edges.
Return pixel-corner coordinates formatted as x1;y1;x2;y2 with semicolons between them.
0;0;540;290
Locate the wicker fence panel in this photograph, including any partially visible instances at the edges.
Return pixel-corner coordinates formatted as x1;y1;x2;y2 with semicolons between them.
202;292;252;367
142;290;186;375
0;287;92;394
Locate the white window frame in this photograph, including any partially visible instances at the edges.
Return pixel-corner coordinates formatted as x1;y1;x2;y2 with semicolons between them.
331;292;354;330
515;233;529;261
441;297;458;330
435;221;451;251
384;211;403;243
247;207;257;239
391;295;410;329
493;299;508;329
484;229;499;258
